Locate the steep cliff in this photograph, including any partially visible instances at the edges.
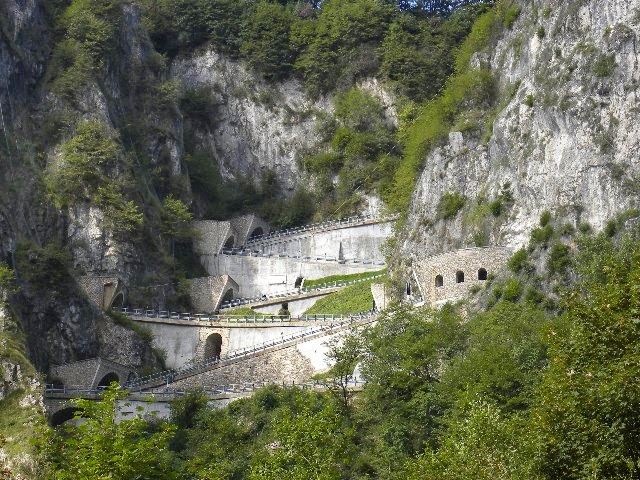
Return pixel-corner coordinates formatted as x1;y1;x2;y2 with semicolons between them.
400;0;640;263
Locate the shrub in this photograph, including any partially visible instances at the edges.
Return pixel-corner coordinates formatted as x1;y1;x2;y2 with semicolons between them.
536;26;545;39
437;192;466;220
539;210;552;226
547;241;572;276
0;262;16;294
503;6;521;29
524;94;534;107
530;224;554;247
592;53;617;77
503;278;523;302
334;88;385;132
507;248;532;274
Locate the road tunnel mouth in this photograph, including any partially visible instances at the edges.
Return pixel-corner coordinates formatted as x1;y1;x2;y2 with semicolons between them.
97;372;120;387
204;333;223;359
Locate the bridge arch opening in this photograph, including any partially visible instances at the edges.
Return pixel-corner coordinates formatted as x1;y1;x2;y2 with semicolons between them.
97;372;119;387
111;292;124;309
50;407;83;427
294;276;304;288
478;268;488;281
221;288;234;304
204;333;223;359
456;271;465;283
223;236;235;249
249;227;264;240
435;275;444;288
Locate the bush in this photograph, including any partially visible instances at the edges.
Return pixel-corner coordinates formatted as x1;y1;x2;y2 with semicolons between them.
524;94;534;107
536;26;545;39
507;248;532;274
530;224;554;247
592;53;617;77
539;210;552;227
437;192;466;220
502;278;522;302
547;241;572;276
503;6;521;29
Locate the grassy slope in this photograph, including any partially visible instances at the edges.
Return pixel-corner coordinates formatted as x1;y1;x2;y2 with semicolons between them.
303;269;386;289
304;279;376;315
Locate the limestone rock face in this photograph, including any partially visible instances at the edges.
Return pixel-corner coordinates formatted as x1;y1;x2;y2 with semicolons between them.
171;49;332;191
401;0;640;262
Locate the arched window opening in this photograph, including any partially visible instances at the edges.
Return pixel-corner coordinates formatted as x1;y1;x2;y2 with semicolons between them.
435;275;444;288
294;276;304;288
478;268;488;281
249;227;264;240
204;333;223;359
456;271;465;283
221;288;234;303
97;372;119;387
223;236;235;249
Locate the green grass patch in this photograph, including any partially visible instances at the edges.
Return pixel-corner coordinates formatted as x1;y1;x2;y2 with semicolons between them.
303;270;386;289
107;310;154;344
304;280;375;316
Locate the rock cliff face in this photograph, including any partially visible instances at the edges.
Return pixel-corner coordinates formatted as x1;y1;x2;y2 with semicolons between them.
401;0;640;261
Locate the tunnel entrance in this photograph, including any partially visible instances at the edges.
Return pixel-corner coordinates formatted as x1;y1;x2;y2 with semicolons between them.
249;227;264;240
223;236;235;249
97;372;119;387
221;288;234;304
204;333;223;359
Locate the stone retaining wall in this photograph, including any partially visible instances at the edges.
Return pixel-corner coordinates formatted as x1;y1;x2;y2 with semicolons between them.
414;247;511;306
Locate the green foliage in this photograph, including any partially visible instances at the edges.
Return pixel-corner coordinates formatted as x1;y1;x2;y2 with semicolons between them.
334;88;385;132
524;93;534;107
94;184;144;236
161;194;193;240
405;400;538;479
534;233;640;479
46;384;177;479
530;224;554;247
249;402;354;480
502;5;521;29
592;53;617;77
15;242;73;295
437;191;466;220
547;241;572;276
302;269;386;289
0;261;16;293
536;26;545;39
507;248;533;274
304;279;375;315
539;210;552;227
240;2;294;80
45;120;120;207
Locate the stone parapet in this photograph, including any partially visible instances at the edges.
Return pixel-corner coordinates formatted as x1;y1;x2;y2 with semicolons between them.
414;246;511;306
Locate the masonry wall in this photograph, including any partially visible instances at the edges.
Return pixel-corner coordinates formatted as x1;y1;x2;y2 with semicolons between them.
169;331;341;388
136;320;317;370
50;358;134;387
77;276;122;310
201;255;381;297
193;221;236;255
414;247;511;306
189;275;239;312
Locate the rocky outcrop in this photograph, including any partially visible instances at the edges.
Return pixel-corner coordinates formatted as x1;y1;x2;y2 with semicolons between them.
401;0;640;261
171;49;332;191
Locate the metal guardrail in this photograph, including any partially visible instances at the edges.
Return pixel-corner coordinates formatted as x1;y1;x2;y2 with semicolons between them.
45;379;366;399
218;248;385;266
118;307;354;324
125;311;376;389
244;213;399;246
219;273;385;310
